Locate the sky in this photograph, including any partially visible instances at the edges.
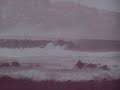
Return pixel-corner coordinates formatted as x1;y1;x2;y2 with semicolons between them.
51;0;120;12
0;0;120;40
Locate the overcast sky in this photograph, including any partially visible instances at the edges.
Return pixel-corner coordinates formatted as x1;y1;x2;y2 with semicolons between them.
51;0;120;12
0;0;120;40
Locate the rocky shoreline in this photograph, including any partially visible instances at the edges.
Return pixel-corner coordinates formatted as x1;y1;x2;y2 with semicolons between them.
0;76;120;90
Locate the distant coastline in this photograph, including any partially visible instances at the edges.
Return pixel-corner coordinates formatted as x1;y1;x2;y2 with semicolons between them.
0;39;120;51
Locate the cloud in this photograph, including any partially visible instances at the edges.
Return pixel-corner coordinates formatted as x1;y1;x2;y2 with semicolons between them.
50;0;80;3
0;0;120;40
51;0;120;12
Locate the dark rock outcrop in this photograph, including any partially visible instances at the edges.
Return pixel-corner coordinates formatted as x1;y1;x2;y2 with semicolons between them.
86;63;97;68
11;62;20;67
74;60;85;69
99;65;110;71
0;63;10;67
74;60;110;70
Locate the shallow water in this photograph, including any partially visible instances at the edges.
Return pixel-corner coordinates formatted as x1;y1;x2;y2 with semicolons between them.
0;48;120;81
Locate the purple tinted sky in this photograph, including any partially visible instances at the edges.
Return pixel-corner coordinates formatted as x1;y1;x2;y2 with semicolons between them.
51;0;120;12
0;0;120;40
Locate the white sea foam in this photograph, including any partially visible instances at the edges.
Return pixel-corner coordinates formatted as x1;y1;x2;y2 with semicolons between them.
0;68;120;81
0;47;120;81
0;46;120;58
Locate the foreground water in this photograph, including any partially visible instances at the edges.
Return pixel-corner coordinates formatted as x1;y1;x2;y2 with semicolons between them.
0;48;120;81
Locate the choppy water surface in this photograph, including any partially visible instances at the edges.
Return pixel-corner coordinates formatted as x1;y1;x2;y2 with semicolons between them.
0;47;120;81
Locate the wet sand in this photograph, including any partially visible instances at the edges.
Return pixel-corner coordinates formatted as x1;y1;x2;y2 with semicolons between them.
0;76;120;90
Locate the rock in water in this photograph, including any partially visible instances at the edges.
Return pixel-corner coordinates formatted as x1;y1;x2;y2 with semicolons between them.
74;60;85;69
99;65;110;71
11;62;20;67
86;63;97;68
0;63;10;67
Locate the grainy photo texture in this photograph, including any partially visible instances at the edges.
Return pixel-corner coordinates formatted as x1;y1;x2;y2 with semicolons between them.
0;0;120;90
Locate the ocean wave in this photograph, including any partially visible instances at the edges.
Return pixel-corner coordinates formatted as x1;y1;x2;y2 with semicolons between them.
0;68;120;81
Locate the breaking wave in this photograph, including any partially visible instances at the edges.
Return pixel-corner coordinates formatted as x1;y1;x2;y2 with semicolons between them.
0;41;120;81
0;68;120;81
